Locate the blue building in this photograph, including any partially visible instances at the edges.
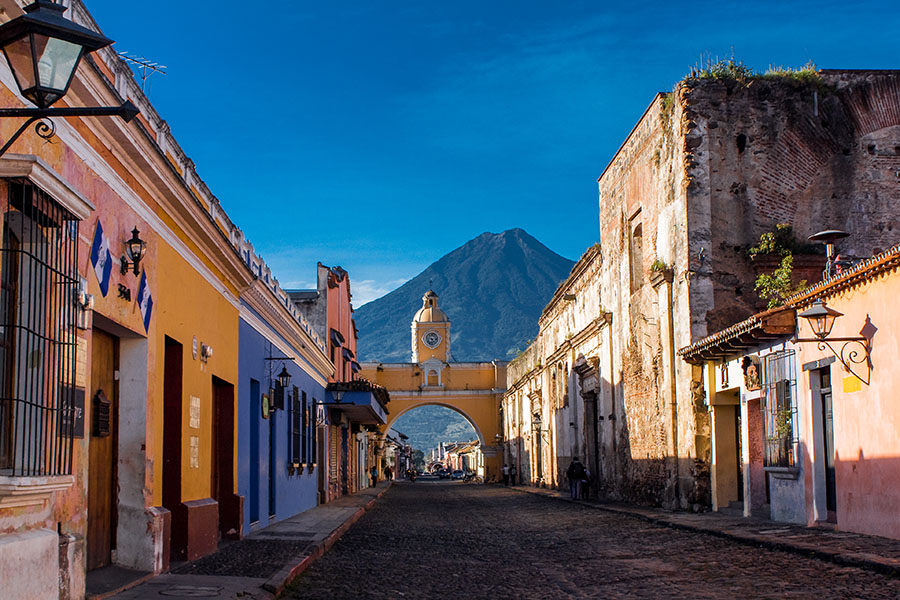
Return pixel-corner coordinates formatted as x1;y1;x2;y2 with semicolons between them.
236;270;333;535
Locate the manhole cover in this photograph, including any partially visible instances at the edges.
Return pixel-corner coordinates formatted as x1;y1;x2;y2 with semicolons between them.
159;586;221;597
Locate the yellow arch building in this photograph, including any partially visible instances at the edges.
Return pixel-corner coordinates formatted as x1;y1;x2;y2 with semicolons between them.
360;291;507;480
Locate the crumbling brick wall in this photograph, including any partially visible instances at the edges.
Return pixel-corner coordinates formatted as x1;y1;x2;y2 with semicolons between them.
598;70;900;509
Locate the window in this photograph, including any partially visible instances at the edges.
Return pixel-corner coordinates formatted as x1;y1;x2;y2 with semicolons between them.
629;217;644;293
291;386;300;468
0;180;79;476
762;350;797;467
301;390;309;465
310;397;317;466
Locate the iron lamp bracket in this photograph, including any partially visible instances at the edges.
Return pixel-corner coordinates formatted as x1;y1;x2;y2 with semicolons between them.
794;336;870;385
0;101;139;157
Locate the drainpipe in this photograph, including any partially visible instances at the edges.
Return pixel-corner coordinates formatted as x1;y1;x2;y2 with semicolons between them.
665;277;681;507
605;314;619;488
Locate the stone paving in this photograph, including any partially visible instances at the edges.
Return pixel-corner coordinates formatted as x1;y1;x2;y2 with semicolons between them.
109;483;390;600
285;481;900;599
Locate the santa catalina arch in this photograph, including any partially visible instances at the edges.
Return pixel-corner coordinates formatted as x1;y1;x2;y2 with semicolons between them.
360;290;507;479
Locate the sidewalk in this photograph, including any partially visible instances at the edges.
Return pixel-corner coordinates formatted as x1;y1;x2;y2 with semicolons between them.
511;484;900;577
102;482;391;600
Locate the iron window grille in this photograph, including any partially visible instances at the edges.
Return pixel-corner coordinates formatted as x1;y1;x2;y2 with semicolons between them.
291;385;300;468
0;179;79;476
301;390;308;465
762;349;798;468
309;397;317;467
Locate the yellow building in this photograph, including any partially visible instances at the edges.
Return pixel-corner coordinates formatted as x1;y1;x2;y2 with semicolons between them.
360;291;506;480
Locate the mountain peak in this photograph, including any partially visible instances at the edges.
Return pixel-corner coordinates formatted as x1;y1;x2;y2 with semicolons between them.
355;230;575;362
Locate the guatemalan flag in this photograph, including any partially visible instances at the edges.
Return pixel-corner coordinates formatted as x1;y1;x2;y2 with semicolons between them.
89;221;112;297
137;270;153;333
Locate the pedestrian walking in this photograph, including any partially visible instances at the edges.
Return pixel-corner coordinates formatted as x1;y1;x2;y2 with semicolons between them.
566;457;586;500
384;465;393;480
509;464;517;486
502;463;510;486
370;466;378;487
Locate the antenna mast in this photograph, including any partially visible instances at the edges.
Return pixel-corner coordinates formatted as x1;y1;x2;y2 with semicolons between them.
118;52;167;92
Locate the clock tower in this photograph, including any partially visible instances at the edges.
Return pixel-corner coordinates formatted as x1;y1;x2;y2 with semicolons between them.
411;289;450;363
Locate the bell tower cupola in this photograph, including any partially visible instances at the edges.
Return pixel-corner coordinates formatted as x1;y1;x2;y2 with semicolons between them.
411;290;450;363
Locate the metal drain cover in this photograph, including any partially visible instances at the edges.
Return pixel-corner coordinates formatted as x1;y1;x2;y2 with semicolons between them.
159;585;221;597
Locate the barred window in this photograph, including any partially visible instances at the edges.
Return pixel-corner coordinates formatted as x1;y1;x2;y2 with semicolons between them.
291;386;300;467
0;180;79;476
310;397;317;466
301;390;308;465
762;349;797;467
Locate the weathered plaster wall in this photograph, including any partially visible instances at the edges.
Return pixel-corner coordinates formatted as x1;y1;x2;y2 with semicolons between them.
597;70;900;509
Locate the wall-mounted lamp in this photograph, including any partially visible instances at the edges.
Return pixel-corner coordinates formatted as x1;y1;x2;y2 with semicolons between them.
276;365;292;389
200;343;213;363
0;1;140;157
796;298;870;385
120;227;147;276
265;343;294;411
331;390;344;403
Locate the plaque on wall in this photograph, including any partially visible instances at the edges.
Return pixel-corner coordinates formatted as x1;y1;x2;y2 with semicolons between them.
59;385;85;439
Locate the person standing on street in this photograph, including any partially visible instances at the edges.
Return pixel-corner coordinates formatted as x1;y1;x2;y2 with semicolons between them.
566;457;586;500
509;464;517;486
370;465;378;487
384;465;393;480
502;464;510;486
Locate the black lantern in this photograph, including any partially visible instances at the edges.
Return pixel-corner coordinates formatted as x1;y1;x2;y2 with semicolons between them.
120;227;147;275
0;1;112;109
798;298;842;339
276;365;291;389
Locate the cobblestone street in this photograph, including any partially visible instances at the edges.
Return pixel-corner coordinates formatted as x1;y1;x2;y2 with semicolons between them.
285;482;900;599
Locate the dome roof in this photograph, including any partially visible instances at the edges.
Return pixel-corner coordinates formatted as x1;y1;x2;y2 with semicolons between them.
413;290;448;323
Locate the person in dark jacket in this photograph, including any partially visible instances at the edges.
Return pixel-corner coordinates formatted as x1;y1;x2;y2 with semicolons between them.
566;457;586;500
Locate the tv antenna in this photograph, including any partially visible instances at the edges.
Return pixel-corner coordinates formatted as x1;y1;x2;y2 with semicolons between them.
118;52;167;93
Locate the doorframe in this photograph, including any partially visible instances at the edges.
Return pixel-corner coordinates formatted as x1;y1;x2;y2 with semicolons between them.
162;336;184;559
87;326;119;571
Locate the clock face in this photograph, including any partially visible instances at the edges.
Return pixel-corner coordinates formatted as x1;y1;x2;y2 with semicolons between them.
422;330;441;349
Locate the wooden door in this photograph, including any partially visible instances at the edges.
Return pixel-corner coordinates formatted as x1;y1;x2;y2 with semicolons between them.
88;328;118;570
163;336;184;558
212;377;236;537
820;368;837;518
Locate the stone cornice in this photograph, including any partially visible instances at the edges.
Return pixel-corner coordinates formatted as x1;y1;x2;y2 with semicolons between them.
540;244;602;325
0;154;95;220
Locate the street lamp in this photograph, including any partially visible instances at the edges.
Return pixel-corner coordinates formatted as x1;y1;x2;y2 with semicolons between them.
798;298;842;340
120;227;147;275
795;298;870;385
0;1;138;156
276;365;291;389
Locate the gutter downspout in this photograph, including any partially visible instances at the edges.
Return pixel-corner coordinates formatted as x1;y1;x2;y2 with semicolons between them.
666;277;680;507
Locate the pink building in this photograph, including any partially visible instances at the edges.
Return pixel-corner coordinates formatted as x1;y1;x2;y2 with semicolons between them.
682;245;900;539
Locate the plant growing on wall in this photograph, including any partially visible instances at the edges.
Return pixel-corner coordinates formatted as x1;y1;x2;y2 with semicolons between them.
749;224;810;308
651;259;670;272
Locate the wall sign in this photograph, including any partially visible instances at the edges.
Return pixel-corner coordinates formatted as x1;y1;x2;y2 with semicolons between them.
262;393;270;419
189;396;201;428
59;386;85;439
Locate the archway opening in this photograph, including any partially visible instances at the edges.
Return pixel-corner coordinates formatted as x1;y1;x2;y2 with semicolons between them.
390;405;482;478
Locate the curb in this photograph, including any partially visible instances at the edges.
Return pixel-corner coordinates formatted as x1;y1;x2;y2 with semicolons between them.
510;486;900;578
262;482;392;596
86;572;156;600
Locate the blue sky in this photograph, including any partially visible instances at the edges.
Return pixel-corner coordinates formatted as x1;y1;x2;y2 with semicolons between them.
83;0;898;305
